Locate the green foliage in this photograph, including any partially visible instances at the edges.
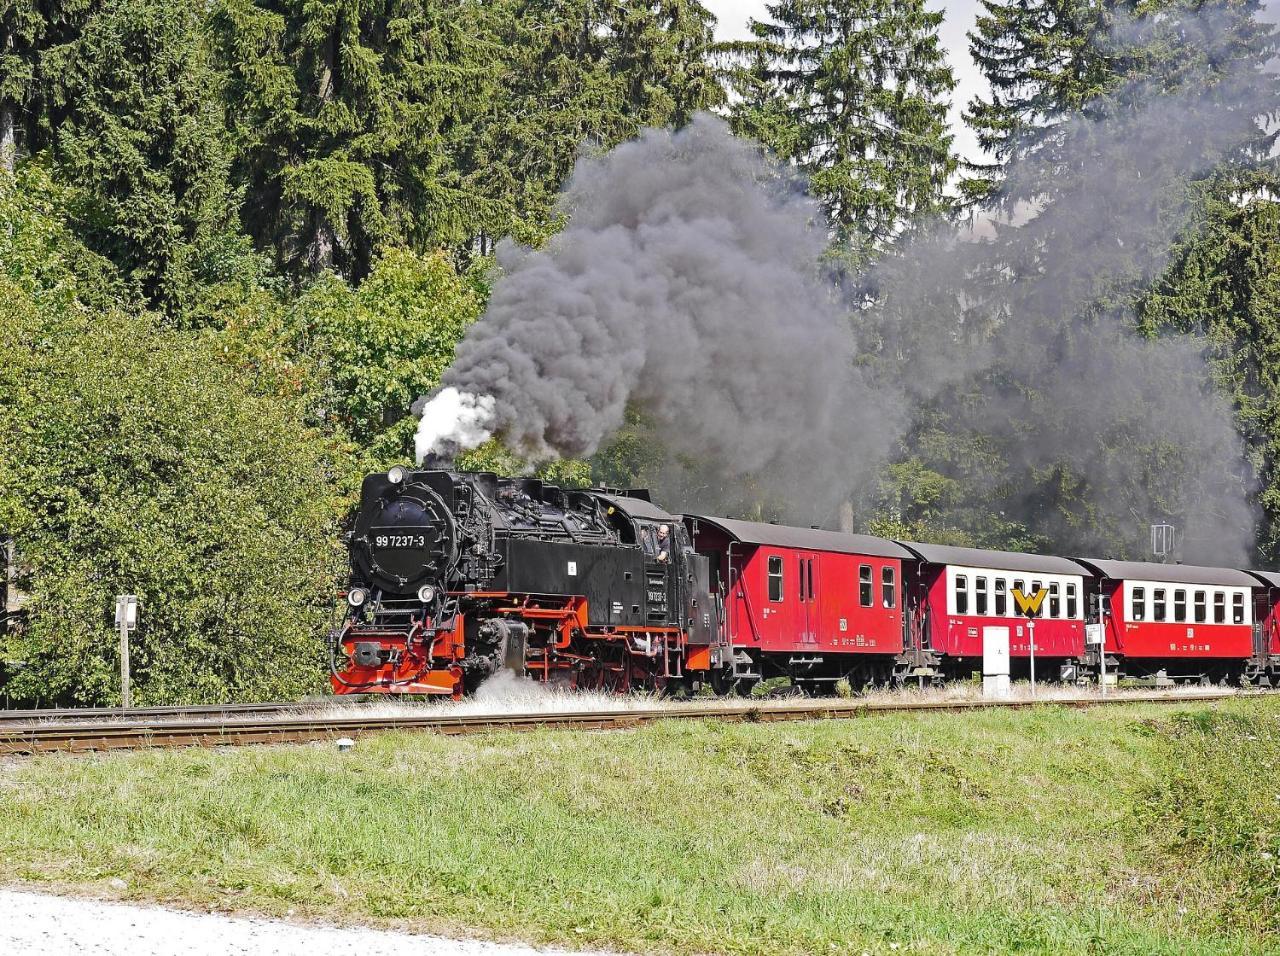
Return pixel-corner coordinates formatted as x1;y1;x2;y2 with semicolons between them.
729;0;957;268
0;0;94;168
0;170;341;706
36;0;242;311
211;0;511;279
210;0;723;279
468;0;724;251
284;248;486;472
965;0;1279;201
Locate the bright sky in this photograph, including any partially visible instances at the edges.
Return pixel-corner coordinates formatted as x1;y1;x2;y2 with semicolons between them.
701;0;989;163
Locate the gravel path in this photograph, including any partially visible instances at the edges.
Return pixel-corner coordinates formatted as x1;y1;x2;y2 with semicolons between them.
0;888;615;956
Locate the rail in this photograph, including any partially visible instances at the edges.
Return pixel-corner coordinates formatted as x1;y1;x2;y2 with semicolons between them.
0;691;1241;755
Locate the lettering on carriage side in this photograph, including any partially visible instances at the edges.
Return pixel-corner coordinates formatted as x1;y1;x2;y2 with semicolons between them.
1012;588;1048;616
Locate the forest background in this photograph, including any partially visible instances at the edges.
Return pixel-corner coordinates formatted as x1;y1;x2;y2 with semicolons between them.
1;0;1278;704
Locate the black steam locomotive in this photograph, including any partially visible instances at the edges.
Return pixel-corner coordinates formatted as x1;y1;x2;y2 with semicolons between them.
331;467;727;697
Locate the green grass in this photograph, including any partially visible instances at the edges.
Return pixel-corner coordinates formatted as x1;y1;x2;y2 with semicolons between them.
2;698;1278;954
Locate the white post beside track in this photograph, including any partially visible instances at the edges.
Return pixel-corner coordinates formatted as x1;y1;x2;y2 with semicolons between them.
114;595;138;710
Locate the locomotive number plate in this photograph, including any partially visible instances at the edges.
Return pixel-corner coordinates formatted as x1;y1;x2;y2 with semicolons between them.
375;533;431;549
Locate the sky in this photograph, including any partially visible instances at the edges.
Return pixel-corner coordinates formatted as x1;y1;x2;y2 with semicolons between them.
701;0;989;163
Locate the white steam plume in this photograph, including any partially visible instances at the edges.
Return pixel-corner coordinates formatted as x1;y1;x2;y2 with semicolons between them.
413;387;496;463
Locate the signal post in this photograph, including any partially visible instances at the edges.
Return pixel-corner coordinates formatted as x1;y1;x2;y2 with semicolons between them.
1012;586;1048;697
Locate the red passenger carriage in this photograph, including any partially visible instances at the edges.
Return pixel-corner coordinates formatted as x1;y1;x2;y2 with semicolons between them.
1077;560;1257;683
685;517;911;692
897;543;1090;681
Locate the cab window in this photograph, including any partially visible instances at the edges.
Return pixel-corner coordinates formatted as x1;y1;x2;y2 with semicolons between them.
767;557;783;602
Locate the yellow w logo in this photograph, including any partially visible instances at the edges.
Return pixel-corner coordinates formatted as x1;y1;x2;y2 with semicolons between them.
1012;588;1048;617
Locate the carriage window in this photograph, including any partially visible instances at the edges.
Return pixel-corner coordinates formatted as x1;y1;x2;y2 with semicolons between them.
1049;582;1061;618
955;574;969;615
1131;586;1146;622
1194;590;1207;623
881;566;896;608
859;565;873;607
976;577;989;615
1066;583;1078;619
995;579;1008;616
1153;588;1166;622
1234;592;1246;624
1013;580;1025;607
1214;591;1226;624
767;556;783;602
1174;589;1187;622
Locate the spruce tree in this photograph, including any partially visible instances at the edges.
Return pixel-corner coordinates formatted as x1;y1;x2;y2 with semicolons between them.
475;0;722;248
0;0;93;172
211;0;506;280
964;0;1277;200
729;0;957;266
34;0;240;311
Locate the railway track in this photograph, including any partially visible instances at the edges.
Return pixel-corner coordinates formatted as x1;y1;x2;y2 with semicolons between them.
0;699;361;725
0;691;1240;755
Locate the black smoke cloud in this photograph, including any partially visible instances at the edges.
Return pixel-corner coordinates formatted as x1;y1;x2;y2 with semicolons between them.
867;7;1275;563
419;4;1275;559
419;115;900;523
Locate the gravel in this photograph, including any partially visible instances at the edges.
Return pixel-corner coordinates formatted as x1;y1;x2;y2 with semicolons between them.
0;888;616;956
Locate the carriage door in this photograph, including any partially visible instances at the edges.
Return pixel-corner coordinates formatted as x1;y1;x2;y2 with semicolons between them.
797;552;819;644
1254;590;1273;662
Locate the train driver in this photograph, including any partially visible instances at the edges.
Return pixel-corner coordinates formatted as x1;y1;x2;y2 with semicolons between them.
656;524;670;564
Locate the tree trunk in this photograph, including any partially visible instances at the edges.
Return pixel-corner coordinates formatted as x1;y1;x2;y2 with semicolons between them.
0;105;15;174
307;217;335;273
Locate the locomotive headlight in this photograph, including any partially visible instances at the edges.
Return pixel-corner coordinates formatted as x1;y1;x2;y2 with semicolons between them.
417;584;436;603
387;465;408;485
347;587;368;608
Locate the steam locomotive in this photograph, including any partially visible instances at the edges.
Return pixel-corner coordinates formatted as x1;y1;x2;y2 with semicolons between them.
331;466;727;697
333;466;1280;697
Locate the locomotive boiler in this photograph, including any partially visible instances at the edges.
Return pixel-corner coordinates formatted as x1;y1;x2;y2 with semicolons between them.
331;467;728;697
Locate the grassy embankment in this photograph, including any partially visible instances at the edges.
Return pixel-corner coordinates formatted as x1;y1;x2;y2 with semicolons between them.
1;697;1278;954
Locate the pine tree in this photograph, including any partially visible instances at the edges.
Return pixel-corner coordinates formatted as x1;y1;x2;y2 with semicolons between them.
729;0;957;266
